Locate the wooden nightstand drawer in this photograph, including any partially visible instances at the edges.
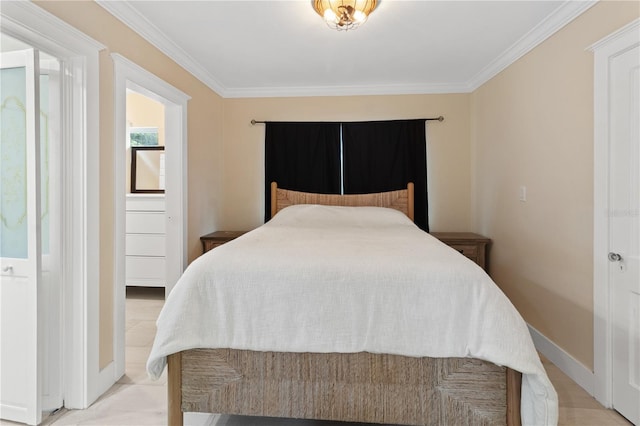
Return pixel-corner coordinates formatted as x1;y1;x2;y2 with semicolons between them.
430;232;491;272
202;240;229;252
200;231;247;254
449;244;478;260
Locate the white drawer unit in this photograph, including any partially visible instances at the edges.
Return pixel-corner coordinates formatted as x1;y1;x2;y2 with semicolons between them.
126;211;165;234
125;194;166;288
125;256;166;287
126;234;166;257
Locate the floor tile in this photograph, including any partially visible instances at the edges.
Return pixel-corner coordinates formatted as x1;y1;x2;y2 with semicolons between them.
559;407;633;426
49;384;166;425
124;321;157;347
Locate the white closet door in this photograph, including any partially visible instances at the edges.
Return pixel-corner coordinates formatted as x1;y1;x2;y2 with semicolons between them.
0;49;43;425
609;43;640;425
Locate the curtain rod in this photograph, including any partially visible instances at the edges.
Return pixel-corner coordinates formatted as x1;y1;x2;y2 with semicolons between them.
250;116;444;125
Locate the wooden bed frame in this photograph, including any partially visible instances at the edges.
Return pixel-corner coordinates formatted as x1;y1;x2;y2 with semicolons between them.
270;182;415;221
166;183;522;426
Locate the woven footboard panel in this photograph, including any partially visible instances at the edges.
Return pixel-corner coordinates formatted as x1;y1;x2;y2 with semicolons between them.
181;349;508;426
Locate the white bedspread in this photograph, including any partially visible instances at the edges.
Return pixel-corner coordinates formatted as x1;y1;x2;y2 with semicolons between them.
147;205;558;425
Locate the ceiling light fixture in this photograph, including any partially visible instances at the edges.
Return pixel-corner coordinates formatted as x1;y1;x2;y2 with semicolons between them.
312;0;378;31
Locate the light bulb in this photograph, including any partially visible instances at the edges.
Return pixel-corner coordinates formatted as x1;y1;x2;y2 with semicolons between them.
353;10;366;23
323;9;338;23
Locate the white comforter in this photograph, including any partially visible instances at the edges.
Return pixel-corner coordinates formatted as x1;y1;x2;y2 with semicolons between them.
147;205;558;425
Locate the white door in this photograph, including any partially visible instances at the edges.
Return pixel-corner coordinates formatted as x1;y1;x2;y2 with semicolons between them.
0;49;43;425
609;43;640;425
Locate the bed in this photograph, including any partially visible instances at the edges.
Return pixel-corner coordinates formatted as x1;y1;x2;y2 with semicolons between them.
147;183;557;426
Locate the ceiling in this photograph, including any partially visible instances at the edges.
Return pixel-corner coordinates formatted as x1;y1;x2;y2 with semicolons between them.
97;1;596;98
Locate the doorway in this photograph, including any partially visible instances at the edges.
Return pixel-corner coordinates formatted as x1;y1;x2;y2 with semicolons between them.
2;1;130;418
0;42;63;426
591;19;640;425
125;90;167;290
0;4;104;417
112;54;190;380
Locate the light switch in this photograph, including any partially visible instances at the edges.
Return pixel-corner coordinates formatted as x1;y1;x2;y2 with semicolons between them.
519;186;527;202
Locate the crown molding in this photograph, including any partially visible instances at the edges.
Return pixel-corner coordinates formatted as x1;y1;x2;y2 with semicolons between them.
467;0;598;91
96;0;227;95
97;0;596;98
223;82;472;99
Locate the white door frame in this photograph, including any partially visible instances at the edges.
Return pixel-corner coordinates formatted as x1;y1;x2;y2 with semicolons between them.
112;53;190;379
40;56;63;414
590;18;640;408
0;1;105;410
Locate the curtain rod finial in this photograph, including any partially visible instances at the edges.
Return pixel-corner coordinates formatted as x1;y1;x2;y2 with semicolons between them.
251;119;257;125
438;116;444;122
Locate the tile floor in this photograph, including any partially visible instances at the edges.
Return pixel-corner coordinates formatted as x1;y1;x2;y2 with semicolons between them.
3;286;633;426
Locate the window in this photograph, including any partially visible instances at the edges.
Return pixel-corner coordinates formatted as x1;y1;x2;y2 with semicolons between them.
265;120;429;230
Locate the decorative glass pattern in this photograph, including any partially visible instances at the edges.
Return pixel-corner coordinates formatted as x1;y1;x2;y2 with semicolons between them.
0;66;28;258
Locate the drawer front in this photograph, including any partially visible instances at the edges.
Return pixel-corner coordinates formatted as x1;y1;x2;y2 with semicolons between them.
201;233;247;253
126;256;165;281
126;234;166;257
126;196;165;212
126;211;165;234
450;244;478;260
203;241;227;253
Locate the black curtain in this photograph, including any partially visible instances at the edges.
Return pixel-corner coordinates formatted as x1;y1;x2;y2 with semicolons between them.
342;119;428;231
264;122;341;221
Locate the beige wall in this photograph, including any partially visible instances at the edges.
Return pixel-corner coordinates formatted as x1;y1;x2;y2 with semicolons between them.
220;94;472;232
34;0;225;368
127;92;165;146
471;1;639;369
126;92;165;193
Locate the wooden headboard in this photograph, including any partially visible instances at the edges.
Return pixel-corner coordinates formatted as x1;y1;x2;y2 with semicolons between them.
270;182;415;222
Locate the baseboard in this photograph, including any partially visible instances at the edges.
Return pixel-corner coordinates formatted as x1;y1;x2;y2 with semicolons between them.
528;323;595;396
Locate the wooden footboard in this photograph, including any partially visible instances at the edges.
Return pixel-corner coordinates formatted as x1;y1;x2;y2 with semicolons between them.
168;349;522;426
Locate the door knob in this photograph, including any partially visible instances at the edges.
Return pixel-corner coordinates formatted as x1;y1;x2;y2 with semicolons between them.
2;265;13;273
608;252;623;262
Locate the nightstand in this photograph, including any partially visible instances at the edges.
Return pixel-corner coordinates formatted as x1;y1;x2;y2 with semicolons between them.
200;231;247;254
430;232;491;272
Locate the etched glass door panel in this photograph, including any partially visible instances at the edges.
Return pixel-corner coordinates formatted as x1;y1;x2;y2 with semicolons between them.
0;49;43;425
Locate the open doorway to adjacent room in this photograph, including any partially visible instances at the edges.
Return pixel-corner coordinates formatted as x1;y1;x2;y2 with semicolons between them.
111;54;190;384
